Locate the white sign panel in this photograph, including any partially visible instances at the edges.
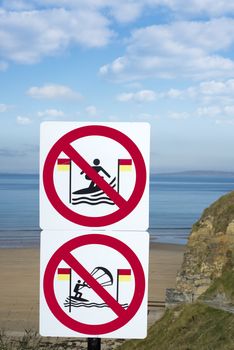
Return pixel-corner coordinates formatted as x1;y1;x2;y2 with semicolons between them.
40;230;149;338
40;122;150;231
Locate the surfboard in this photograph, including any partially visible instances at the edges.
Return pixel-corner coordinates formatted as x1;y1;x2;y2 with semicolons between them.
70;296;89;302
72;185;100;195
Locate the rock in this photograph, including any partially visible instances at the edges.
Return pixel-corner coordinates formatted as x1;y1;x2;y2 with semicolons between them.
165;288;192;308
167;191;234;305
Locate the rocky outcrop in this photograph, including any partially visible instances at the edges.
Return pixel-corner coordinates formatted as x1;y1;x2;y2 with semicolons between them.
166;191;234;306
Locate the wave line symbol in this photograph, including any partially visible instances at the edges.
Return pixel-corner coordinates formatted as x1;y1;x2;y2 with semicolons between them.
72;178;116;206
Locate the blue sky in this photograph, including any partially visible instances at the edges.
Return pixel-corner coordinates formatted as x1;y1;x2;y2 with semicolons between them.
0;0;234;173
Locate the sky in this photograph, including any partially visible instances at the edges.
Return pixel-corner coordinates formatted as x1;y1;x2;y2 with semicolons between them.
0;0;234;174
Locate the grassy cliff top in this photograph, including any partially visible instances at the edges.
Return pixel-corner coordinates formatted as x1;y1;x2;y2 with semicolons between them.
193;190;234;233
117;303;234;350
199;270;234;304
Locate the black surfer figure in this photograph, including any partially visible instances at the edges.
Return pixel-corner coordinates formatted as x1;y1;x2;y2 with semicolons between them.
73;280;87;301
74;158;111;195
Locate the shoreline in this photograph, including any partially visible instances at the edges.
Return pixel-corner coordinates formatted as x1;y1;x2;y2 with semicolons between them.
0;228;189;248
0;242;185;333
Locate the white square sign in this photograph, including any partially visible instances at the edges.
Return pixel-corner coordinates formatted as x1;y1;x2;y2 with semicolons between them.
40;230;149;338
40;122;150;231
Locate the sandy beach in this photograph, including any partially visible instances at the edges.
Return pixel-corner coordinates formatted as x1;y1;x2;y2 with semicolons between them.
0;242;185;333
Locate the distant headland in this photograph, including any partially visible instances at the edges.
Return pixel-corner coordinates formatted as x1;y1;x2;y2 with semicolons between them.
155;170;234;177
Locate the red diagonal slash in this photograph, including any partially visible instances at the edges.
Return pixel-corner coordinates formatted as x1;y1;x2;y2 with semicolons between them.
63;143;127;209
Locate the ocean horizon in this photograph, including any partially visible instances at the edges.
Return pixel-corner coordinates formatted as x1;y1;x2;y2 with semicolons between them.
0;172;234;248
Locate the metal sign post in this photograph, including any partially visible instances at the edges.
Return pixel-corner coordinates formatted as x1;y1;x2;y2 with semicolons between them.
88;338;101;350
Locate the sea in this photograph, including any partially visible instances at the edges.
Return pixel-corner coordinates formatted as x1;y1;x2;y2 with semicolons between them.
0;173;234;248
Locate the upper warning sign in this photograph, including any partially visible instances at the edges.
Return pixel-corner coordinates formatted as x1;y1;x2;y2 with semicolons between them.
40;122;150;230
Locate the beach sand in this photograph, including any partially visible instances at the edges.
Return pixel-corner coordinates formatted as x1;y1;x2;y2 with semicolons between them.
0;242;185;333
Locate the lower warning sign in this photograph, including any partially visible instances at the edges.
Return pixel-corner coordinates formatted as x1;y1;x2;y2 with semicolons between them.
40;231;149;338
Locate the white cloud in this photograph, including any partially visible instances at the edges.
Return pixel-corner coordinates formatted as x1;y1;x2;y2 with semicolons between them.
3;1;233;19
109;2;143;23
117;92;134;102
8;1;144;23
199;81;229;95
37;109;64;117
0;7;113;65
147;0;234;17
199;79;233;100
16;116;32;125
100;18;234;82
85;105;98;116
117;79;234;112
161;79;234;105
197;104;234;118
197;106;222;118
166;89;184;99
134;90;157;102
100;57;127;76
1;1;234;69
27;84;82;99
117;89;157;102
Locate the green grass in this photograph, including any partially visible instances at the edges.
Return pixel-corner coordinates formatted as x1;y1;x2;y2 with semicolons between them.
2;304;234;349
0;330;42;350
116;303;234;350
192;191;234;233
200;270;234;304
0;330;123;350
0;329;84;350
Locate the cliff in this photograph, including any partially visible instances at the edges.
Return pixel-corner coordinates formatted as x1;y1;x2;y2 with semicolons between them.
166;190;234;304
117;191;234;350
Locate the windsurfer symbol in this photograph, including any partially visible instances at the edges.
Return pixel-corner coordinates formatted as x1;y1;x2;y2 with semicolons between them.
72;158;116;206
40;231;149;338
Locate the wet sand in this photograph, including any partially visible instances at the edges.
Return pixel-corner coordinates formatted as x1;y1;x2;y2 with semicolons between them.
0;242;185;332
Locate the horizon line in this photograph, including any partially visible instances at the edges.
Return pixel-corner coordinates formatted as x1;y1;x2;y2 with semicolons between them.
1;170;234;176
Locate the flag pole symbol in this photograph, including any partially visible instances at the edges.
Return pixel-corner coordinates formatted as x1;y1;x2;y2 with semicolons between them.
57;268;72;313
56;158;72;203
116;269;132;302
117;159;132;193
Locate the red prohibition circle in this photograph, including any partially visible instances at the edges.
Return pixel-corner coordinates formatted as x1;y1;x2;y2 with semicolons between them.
43;234;145;335
43;125;147;227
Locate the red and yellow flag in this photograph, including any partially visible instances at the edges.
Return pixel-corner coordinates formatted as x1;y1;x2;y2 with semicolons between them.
117;269;131;282
57;158;71;171
118;159;132;172
57;268;71;281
